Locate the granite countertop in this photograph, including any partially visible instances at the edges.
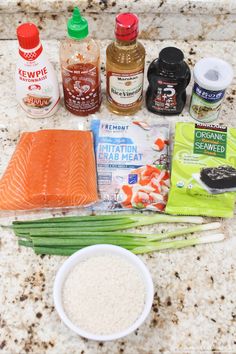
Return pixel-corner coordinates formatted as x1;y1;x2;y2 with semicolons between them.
1;0;236;13
1;0;236;41
0;38;236;354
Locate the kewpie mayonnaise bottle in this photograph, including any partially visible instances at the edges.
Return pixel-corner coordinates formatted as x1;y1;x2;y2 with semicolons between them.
16;23;60;118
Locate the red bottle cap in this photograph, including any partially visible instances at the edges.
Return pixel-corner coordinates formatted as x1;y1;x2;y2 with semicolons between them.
115;13;139;41
17;23;40;49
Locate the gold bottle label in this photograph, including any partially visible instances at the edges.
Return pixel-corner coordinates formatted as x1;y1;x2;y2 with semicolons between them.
107;70;144;108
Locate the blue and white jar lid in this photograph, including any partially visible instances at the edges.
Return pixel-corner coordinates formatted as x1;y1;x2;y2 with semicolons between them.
193;57;233;91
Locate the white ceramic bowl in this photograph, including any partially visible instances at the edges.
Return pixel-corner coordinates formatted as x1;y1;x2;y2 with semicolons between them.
53;244;154;341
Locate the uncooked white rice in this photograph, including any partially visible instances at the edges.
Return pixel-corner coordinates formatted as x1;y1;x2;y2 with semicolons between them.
62;254;146;335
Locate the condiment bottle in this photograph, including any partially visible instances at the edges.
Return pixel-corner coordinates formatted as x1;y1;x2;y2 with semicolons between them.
146;47;191;115
189;57;233;122
106;13;145;115
60;8;101;116
16;23;60;118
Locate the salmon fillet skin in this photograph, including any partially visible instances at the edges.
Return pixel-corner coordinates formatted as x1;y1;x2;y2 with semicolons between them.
0;130;98;210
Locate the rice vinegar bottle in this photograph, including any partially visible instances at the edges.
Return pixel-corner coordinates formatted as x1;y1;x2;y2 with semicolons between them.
106;13;145;115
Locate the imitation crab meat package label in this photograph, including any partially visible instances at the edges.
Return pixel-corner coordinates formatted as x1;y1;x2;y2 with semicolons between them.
166;122;236;218
91;119;170;211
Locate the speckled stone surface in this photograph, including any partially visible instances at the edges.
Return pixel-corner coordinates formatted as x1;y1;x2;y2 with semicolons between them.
0;0;236;14
0;0;236;41
0;39;236;354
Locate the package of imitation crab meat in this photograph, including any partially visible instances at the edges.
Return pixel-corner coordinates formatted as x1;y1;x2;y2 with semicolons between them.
91;118;170;212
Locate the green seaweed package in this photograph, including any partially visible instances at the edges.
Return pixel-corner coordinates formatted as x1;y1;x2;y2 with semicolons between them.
166;122;236;217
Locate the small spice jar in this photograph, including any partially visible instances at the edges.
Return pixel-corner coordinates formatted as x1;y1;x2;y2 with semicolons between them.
189;57;233;123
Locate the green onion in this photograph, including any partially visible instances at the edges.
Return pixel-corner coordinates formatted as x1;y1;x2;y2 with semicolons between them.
13;214;128;224
30;236;151;248
133;233;225;254
11;213;224;256
19;230;147;238
12;214;204;230
13;218;135;229
12;214;205;241
147;222;221;241
34;247;83;256
18;239;33;248
30;233;224;256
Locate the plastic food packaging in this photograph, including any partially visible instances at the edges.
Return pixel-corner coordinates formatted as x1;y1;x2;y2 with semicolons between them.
166;122;236;218
91;118;170;212
0;130;98;211
189;57;233;122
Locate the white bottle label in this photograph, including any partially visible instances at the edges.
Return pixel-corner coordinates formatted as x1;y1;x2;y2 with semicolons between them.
16;45;60;118
107;70;144;108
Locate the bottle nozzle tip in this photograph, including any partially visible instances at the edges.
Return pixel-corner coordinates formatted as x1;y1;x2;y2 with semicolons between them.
73;7;81;20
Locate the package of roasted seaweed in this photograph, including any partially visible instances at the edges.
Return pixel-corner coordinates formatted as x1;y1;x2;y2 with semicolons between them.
166;122;236;217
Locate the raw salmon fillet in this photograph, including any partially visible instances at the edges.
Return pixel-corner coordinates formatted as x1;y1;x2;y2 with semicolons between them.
0;130;98;210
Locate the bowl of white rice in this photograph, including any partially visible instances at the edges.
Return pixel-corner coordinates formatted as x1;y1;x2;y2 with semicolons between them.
53;244;154;341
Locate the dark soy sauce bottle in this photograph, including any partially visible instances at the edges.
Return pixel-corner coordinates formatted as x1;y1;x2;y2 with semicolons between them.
146;47;191;115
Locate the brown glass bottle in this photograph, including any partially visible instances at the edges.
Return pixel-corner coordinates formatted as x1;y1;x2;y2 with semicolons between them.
106;13;145;115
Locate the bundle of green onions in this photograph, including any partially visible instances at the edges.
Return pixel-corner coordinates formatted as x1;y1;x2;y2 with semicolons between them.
11;214;224;256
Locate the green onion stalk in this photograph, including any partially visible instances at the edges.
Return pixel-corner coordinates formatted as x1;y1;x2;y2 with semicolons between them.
7;214;224;256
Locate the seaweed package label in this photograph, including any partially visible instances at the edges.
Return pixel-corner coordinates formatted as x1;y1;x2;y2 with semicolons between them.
166;122;236;218
91;119;170;211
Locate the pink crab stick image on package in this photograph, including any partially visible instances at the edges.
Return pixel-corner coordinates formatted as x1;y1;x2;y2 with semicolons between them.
119;165;170;211
152;138;169;151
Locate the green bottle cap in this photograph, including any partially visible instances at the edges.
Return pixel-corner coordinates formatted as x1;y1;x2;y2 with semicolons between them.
67;7;89;40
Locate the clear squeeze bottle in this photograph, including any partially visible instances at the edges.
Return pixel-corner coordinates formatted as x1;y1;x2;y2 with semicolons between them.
16;23;60;118
60;8;101;116
106;13;145;115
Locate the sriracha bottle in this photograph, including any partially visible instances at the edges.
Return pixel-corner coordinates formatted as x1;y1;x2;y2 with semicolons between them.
60;8;101;116
146;47;191;115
